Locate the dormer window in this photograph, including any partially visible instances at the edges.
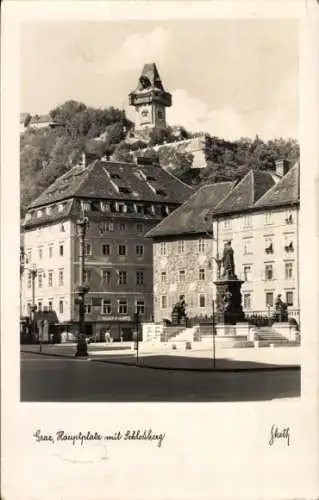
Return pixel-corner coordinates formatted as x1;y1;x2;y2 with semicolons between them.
156;189;167;197
146;175;156;182
37;210;43;218
110;173;121;180
25;213;32;221
118;186;131;194
58;203;66;212
46;206;51;215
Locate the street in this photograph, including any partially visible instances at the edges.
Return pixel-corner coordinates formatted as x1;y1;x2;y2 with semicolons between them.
21;351;300;402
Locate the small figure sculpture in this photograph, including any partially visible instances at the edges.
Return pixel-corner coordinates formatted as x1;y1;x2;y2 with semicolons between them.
222;241;236;279
223;290;232;312
274;294;288;322
171;295;187;325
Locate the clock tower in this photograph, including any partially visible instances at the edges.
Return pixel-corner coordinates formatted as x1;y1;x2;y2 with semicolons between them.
129;63;172;135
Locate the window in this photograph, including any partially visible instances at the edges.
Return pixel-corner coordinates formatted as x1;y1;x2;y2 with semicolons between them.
84;302;92;314
27;249;31;263
160;242;166;256
136;245;144;257
80;201;90;212
285;211;294;224
136;222;144;233
179;270;186;282
265;236;273;254
244;215;252;227
101;299;112;315
38;272;43;288
284;237;294;253
243;265;252;282
161;272;167;283
48;271;53;287
243;238;252;255
59;244;64;257
38;302;42;312
105;221;114;232
243;293;252;309
58;203;66;212
199;295;206;308
102;244;110;256
101;270;111;284
101;201;110;212
198;239;205;253
286;291;294;306
265;292;274;307
118;271;127;285
224;219;231;230
37;210;43;218
49;246;53;258
136;300;145;315
59;300;64;313
60;224;65;232
161;296;167;309
59;269;64;286
85;244;92;256
118;300;128;314
119;223;126;232
178;240;185;253
285;262;293;279
48;301;53;312
265;264;273;280
136;271;144;285
83;270;90;284
199;268;205;281
38;247;43;260
118;244;127;256
27;272;31;289
265;212;273;225
135;205;144;215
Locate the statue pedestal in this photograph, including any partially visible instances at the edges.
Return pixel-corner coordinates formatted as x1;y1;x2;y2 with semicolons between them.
214;278;245;325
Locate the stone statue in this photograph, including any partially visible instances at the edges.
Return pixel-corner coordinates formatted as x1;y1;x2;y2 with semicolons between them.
274;294;288;322
171;296;187;325
222;241;235;279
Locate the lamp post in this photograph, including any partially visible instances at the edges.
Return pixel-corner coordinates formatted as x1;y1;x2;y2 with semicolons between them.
134;311;140;366
21;257;45;350
212;299;217;369
75;217;89;357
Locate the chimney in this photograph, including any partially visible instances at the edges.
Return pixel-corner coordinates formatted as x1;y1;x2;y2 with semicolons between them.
275;159;290;177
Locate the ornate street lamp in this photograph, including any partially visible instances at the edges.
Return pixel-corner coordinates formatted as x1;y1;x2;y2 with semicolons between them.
75;217;90;357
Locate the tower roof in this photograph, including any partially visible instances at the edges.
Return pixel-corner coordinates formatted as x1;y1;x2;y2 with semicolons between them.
137;63;165;91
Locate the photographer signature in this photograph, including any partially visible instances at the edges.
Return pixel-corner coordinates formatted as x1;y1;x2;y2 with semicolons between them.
269;425;290;446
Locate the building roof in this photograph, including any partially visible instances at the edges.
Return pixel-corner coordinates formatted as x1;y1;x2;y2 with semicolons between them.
146;164;299;239
214;170;278;215
145;181;235;238
137;63;165;91
253;162;299;209
28;159;193;210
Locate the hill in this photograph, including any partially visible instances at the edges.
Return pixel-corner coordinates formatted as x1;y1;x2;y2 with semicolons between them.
20;100;299;216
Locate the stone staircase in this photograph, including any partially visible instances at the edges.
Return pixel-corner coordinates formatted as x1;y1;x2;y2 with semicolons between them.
255;327;300;346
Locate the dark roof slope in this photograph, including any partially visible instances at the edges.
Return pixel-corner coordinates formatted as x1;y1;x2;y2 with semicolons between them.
214;170;278;215
253;162;299;209
28;160;193;209
146;182;235;238
138;63;164;91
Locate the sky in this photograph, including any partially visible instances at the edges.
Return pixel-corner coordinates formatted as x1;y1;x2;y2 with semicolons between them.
20;20;299;140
